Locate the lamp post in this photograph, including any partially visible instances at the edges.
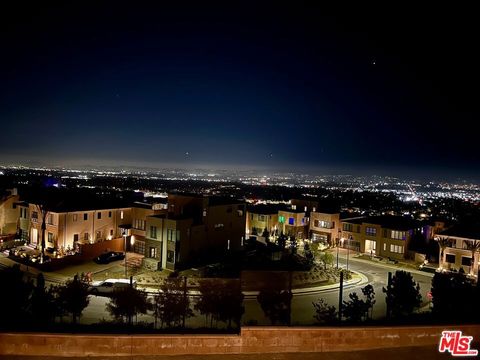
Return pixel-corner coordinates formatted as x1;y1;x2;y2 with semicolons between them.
123;234;127;278
336;238;339;269
347;235;352;272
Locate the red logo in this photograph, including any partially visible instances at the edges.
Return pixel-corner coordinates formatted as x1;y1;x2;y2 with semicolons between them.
439;331;478;356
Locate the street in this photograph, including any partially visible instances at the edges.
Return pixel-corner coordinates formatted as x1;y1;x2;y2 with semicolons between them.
78;254;434;326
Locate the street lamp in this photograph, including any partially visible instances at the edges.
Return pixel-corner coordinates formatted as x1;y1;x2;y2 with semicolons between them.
123;233;127;278
347;235;352;272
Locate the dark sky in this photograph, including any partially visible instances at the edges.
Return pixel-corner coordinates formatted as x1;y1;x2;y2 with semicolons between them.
1;3;479;177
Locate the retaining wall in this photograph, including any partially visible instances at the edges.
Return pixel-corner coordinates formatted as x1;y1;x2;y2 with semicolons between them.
1;325;479;356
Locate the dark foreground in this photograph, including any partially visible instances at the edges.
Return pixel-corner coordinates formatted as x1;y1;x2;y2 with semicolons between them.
1;345;479;360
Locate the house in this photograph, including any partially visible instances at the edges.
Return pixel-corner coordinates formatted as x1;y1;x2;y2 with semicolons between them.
436;224;480;276
340;215;427;260
142;193;246;270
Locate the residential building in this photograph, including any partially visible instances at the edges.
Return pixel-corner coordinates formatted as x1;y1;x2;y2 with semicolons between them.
0;188;20;237
246;204;279;238
340;216;427;260
436;224;480;276
142;193;246;270
278;208;308;239
309;210;340;245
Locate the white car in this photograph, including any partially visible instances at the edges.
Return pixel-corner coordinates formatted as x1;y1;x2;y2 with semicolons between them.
88;278;137;295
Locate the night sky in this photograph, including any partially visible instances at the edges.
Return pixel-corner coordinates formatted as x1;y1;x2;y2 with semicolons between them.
1;3;478;178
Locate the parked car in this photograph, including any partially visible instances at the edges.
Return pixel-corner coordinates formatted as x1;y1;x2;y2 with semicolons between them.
88;278;136;295
94;251;125;264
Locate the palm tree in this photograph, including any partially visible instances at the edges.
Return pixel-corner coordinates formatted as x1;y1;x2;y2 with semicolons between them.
463;240;480;276
435;236;452;269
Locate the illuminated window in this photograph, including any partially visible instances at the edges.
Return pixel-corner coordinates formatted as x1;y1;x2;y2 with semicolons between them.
366;227;377;236
279;216;285;223
288;217;295;225
47;232;53;243
120;211;124;219
73;214;78;222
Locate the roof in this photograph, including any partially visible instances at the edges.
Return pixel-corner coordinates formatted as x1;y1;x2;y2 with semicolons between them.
439;224;480;240
247;204;284;215
342;215;422;230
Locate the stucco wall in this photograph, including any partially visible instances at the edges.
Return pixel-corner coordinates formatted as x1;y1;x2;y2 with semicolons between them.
1;325;478;357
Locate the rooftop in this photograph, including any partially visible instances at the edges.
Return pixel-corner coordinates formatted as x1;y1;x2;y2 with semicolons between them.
343;215;422;230
439;223;480;240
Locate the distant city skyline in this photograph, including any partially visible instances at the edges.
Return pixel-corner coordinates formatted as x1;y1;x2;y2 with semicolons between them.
1;4;478;177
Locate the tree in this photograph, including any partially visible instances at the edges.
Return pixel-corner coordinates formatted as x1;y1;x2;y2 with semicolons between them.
0;264;33;328
216;280;244;328
262;228;270;243
31;273;57;326
312;298;337;325
289;235;297;255
342;285;375;323
383;270;421;318
154;278;192;328
463;240;480;276
318;251;334;269
304;242;314;264
435;236;452;269
257;289;292;325
195;279;244;328
57;274;90;324
431;272;479;322
277;232;287;249
310;242;321;260
107;286;149;326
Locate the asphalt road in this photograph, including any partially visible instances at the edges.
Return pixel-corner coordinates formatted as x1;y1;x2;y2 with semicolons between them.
79;255;434;326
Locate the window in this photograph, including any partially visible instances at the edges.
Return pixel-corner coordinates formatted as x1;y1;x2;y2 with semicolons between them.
73;234;79;242
108;211;112;218
314;220;319;227
167;250;175;263
366;227;377;236
259;215;266;222
461;257;472;266
391;230;406;240
383;243;387;251
445;254;455;264
390;244;404;254
319;220;331;229
97;212;102;220
279;215;285;224
134;219;146;230
32;211;38;222
73;214;78;222
343;223;353;232
167;229;175;242
47;232;53;243
96;231;102;240
84;213;88;221
150;226;157;239
47;214;53;225
120;210;124;219
84;232;89;241
288;217;295;225
110;229;113;236
149;247;157;258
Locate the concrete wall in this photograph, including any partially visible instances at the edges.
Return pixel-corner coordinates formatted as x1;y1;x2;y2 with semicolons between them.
1;325;478;357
